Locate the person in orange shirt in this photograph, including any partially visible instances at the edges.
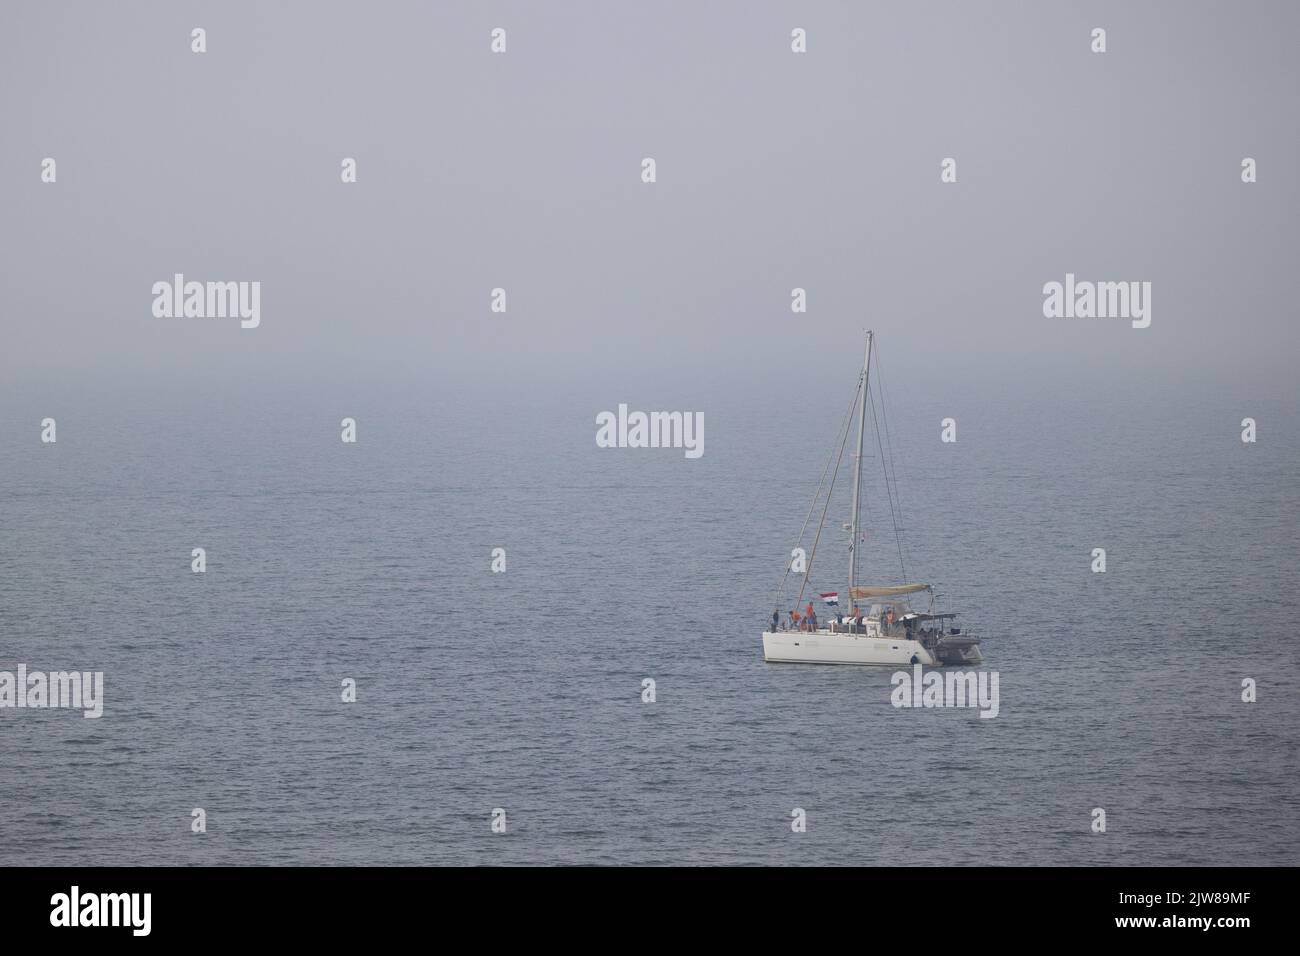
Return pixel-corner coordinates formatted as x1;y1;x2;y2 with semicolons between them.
806;602;817;631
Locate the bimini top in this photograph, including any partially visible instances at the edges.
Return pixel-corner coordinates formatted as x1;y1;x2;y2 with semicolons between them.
849;584;931;599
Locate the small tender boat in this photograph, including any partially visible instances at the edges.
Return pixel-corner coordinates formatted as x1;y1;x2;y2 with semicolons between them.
761;331;984;667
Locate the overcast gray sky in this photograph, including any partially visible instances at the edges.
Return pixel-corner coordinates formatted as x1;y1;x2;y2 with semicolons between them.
2;0;1297;401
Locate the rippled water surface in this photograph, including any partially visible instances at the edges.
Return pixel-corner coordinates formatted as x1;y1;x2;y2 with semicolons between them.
1;380;1297;865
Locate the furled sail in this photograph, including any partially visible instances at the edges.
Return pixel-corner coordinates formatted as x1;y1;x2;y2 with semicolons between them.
849;584;931;599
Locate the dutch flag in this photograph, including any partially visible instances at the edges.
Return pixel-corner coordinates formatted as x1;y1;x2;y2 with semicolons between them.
819;592;839;606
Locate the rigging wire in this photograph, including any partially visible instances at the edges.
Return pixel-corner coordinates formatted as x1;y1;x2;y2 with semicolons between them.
769;338;914;620
796;372;862;610
770;380;860;612
875;343;907;544
866;349;908;582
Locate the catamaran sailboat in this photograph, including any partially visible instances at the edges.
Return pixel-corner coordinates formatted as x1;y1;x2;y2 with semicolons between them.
761;331;984;667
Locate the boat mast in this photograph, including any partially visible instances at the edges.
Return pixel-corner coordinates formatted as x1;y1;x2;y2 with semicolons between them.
848;330;873;614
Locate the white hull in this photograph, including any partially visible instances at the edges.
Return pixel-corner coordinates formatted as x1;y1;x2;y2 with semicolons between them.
762;630;936;666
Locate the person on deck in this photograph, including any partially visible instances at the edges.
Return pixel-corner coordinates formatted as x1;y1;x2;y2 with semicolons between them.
806;603;817;631
771;610;780;632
